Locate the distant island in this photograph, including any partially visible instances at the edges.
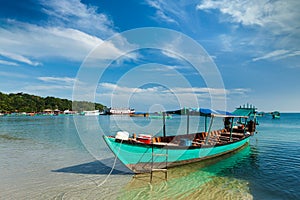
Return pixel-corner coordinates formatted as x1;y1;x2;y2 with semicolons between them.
0;92;106;114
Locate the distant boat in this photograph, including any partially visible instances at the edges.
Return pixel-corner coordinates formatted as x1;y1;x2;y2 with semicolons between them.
271;111;280;119
81;110;100;116
63;110;77;115
53;109;61;116
256;112;265;117
43;109;54;115
130;112;149;117
103;108;257;173
107;108;135;115
233;103;259;125
149;113;172;119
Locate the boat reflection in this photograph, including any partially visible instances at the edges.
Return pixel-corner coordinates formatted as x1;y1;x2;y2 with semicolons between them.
118;144;255;199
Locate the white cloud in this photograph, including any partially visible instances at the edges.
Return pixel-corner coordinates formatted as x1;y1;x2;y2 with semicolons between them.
99;82;165;94
145;0;202;28
172;87;224;95
141;64;188;73
197;0;300;34
0;50;41;66
197;0;263;26
0;21;133;63
98;82;249;100
163;35;214;62
0;0;136;66
218;34;233;52
146;0;179;24
252;49;300;61
0;23;96;62
39;0;115;38
38;76;76;84
20;76;77;96
156;10;178;24
196;0;300;64
227;88;251;95
144;0;300;59
161;49;185;61
173;87;250;96
0;59;19;66
97;82;250;110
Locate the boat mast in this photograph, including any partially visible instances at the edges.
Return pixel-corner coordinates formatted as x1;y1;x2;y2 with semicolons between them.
229;117;234;141
186;109;190;135
204;116;208;132
163;112;166;137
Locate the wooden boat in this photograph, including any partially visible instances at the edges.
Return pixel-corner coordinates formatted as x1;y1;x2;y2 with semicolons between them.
103;109;256;173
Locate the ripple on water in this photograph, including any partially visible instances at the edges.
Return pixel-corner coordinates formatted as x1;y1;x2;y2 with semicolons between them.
118;172;252;200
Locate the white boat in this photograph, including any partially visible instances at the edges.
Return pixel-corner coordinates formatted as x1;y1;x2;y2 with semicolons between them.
82;110;100;116
63;110;77;115
107;108;135;115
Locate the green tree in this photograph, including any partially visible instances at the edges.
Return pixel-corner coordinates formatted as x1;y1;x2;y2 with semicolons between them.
0;92;106;113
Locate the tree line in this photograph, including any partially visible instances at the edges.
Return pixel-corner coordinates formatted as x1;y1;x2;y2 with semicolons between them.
0;92;106;113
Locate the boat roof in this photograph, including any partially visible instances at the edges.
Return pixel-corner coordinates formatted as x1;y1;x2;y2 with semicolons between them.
199;108;248;118
232;108;255;117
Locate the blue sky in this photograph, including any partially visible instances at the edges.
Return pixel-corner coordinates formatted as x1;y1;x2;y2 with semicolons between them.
0;0;300;112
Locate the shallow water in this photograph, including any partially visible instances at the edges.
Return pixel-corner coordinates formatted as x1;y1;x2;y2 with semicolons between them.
0;114;299;199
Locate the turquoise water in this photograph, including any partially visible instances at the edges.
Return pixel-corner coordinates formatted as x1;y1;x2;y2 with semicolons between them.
0;114;299;199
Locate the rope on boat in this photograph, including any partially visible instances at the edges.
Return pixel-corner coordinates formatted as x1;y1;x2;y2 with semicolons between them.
97;138;124;187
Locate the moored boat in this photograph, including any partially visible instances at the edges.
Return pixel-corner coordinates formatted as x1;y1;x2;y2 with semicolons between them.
107;107;135;115
149;113;172;119
81;110;100;116
271;111;280;119
103;108;257;173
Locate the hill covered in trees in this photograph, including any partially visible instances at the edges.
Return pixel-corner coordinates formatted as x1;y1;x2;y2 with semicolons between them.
0;92;106;113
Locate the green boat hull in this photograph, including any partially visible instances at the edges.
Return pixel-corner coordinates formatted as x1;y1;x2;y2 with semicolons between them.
103;136;250;173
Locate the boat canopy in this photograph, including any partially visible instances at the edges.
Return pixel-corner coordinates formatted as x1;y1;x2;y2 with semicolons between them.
198;108;248;118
